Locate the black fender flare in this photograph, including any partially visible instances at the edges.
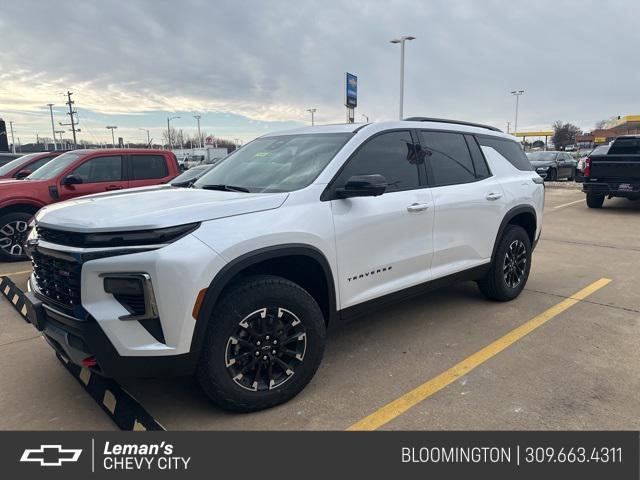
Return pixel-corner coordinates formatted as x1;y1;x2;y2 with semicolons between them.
490;205;538;262
190;244;337;355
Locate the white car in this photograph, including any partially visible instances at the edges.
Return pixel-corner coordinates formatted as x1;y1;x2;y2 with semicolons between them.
25;118;544;411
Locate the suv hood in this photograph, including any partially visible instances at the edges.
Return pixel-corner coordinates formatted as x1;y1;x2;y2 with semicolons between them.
36;187;289;232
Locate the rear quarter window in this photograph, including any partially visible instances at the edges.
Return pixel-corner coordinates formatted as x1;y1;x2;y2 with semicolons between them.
608;138;640;155
131;155;169;180
478;136;533;171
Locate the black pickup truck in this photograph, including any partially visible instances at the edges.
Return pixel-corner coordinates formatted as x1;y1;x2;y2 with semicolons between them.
583;135;640;208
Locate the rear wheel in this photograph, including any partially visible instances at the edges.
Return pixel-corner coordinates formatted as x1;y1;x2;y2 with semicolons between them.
197;275;326;412
586;193;605;208
477;225;531;302
0;212;32;261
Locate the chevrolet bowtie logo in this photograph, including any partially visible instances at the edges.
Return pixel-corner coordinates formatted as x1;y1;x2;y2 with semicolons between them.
20;445;82;467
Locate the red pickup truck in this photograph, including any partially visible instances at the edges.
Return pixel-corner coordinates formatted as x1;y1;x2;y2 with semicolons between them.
0;149;179;261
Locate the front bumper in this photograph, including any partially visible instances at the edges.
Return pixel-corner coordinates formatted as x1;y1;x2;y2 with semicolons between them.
24;286;198;378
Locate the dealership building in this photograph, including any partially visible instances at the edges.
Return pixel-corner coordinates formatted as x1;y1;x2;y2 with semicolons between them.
576;115;640;148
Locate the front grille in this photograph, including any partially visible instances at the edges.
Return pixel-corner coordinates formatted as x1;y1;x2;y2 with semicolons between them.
32;251;82;308
36;226;86;247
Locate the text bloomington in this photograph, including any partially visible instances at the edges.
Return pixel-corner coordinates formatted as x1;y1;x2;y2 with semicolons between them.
402;446;512;464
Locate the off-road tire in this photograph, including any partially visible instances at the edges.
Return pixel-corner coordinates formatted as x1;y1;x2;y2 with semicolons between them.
197;275;326;412
477;225;532;302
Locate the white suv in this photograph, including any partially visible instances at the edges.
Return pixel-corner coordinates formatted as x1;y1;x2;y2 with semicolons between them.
24;118;544;411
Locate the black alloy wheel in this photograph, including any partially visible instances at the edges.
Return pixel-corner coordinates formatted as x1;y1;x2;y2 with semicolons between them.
225;307;307;392
503;239;527;289
0;212;32;261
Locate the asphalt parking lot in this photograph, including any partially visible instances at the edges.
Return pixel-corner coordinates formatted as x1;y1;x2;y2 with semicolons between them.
1;186;638;431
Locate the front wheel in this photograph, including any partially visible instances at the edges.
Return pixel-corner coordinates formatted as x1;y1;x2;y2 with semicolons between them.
477;225;532;302
197;275;326;412
0;212;32;261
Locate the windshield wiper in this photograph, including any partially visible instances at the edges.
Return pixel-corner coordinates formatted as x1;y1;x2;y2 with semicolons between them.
199;184;251;193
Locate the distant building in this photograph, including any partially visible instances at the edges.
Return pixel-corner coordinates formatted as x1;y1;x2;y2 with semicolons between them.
576;115;640;148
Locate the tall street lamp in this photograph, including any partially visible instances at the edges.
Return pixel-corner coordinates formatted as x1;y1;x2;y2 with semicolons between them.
193;115;202;148
510;90;524;134
167;116;180;149
139;128;151;147
306;108;317;126
47;104;57;151
362;114;369;122
390;35;416;120
106;126;118;147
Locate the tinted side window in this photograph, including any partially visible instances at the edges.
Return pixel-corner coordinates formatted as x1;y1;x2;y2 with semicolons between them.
71;156;123;182
336;131;421;192
419;131;476;186
478;136;532;171
26;156;54;173
465;134;490;178
609;138;640;155
131;155;168;180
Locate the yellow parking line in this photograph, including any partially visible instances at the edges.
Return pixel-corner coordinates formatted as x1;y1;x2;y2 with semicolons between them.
347;277;612;431
0;269;31;277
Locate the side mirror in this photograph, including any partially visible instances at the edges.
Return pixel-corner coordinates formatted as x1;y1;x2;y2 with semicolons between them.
15;169;31;179
335;174;387;198
61;174;83;186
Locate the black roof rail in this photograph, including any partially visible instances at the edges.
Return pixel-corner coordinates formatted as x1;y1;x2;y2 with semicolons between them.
404;117;502;132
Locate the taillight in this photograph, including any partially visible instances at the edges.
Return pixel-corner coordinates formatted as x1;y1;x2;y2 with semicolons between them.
584;157;591;177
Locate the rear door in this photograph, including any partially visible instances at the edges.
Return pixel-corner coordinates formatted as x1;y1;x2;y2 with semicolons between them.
127;153;172;188
57;154;128;201
558;153;574;177
420;131;506;279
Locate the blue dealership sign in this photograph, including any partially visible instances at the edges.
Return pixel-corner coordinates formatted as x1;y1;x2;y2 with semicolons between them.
345;72;357;108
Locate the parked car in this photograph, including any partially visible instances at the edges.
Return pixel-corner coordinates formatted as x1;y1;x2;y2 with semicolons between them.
0;151;62;179
24;118;543;412
526;151;577;181
0;149;179;260
170;164;215;187
0;152;23;166
564;144;577;152
583;135;640;208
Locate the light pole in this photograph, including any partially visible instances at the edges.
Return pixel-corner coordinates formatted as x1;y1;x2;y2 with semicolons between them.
306;108;317;126
47;104;58;151
193;115;202;147
8;121;15;153
55;130;65;149
390;35;416;120
362;114;369;122
139;128;150;147
510;90;524;134
506;121;511;134
106;126;118;147
167;116;180;149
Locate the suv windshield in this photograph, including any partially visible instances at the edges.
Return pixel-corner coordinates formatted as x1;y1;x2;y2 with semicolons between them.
27;152;83;180
0;153;39;176
527;152;557;161
193;133;353;193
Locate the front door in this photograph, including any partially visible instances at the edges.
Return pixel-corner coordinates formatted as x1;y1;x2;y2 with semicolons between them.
329;130;434;309
58;154;128;201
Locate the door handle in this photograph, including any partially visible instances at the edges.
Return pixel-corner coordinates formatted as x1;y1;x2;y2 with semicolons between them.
106;185;124;191
486;192;503;201
407;202;430;212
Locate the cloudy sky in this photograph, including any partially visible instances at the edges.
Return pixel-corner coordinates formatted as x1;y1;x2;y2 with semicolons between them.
1;0;638;145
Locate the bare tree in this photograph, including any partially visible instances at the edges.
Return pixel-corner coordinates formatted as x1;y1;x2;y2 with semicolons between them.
552;121;581;150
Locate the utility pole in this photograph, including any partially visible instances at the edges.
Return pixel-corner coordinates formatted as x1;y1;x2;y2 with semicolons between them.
47;104;58;151
61;91;78;147
506;121;511;134
510;90;524;134
167;116;180;149
55;130;65;149
106;126;117;147
390;35;416;120
193;115;202;147
9;121;15;153
306;108;316;126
